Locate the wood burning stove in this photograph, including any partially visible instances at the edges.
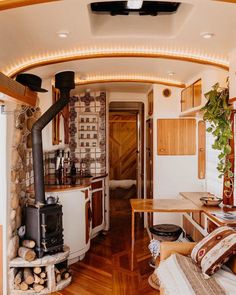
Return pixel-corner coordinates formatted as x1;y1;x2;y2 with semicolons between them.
25;204;63;258
24;71;75;258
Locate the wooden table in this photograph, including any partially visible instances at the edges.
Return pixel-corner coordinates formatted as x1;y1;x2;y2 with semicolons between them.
130;199;200;271
180;192;236;226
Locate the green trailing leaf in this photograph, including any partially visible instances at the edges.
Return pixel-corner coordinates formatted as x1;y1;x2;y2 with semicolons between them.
201;81;234;194
225;144;231;154
206;127;213;132
225;181;231;188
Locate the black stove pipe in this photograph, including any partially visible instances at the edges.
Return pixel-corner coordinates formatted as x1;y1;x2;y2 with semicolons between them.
32;71;75;205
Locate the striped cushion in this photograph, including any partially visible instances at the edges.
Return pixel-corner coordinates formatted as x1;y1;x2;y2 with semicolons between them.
191;226;236;276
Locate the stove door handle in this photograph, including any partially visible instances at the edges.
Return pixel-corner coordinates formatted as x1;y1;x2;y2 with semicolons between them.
42;242;47;250
41;224;47;232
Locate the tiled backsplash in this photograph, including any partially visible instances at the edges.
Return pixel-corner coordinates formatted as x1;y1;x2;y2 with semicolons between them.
69;92;106;175
25;150;57;187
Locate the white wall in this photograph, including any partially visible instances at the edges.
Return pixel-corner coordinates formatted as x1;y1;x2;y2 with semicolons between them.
186;69;227;95
108;91;147;110
152;85;205;225
152;69;228;225
37;79;67;151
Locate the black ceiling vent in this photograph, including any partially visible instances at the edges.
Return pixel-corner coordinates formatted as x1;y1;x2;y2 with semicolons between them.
90;1;181;16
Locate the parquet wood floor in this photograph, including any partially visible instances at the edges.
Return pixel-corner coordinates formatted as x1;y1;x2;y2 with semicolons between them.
54;188;158;295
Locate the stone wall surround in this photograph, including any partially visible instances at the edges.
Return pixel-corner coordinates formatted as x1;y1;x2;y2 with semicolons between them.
8;104;73;293
8;104;41;260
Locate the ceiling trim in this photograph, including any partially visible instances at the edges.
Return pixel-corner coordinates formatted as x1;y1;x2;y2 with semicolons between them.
76;78;185;88
214;0;236;3
0;0;59;11
4;48;229;78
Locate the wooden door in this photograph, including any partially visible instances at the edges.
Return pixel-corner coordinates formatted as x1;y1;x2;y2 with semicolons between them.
109;112;137;180
146;119;153;199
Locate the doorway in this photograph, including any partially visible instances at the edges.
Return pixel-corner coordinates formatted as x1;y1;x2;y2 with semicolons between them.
146;118;153;199
109;102;144;229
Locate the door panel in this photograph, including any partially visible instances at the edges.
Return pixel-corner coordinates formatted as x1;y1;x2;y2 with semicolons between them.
109;113;137;180
92;190;103;229
85;201;91;243
146;119;153;199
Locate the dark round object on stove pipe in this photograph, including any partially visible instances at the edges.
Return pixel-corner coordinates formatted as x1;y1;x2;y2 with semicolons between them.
55;71;75;90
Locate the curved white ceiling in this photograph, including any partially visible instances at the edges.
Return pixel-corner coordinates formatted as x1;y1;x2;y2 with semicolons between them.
0;0;235;86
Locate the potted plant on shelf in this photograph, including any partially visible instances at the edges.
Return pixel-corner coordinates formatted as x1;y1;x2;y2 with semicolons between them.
201;81;234;207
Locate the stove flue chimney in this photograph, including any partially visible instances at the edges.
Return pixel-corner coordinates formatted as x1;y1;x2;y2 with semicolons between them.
32;71;75;205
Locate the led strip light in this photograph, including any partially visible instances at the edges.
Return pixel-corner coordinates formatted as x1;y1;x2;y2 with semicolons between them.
2;45;229;78
75;73;185;88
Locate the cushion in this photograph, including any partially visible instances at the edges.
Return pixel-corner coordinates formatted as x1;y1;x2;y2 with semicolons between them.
191;226;236;276
157;253;226;295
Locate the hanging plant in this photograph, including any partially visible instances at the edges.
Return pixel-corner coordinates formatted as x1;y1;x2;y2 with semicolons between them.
201;81;233;197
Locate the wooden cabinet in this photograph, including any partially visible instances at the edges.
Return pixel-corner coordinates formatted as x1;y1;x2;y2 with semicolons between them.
157;119;196;155
198;121;206;179
181;79;202;112
92;190;103;229
207;218;218;233
181;85;193;112
91;178;105;237
85;200;91;244
193;79;202;108
183;211;221;242
183;215;204;242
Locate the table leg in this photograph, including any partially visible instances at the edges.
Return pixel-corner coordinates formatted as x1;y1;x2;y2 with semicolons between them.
131;210;135;271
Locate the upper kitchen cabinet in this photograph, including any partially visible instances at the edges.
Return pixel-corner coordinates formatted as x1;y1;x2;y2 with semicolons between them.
181;85;193;112
193;79;202;108
181;79;202;114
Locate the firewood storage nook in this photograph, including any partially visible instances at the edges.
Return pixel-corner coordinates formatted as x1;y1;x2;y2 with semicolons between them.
9;246;71;294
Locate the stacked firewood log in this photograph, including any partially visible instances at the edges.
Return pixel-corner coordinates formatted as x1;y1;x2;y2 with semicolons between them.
17;239;36;262
54;266;71;284
14;267;47;292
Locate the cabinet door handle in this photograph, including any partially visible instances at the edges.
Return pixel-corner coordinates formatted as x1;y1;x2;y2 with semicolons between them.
159;148;165;152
